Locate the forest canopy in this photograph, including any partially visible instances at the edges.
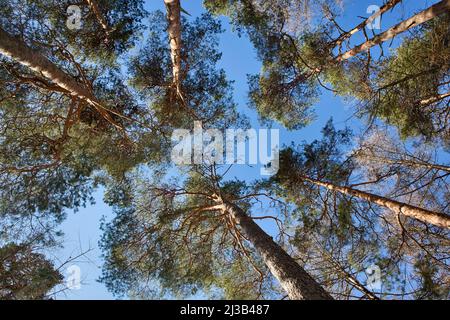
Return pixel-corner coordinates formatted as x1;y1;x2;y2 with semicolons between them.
0;0;449;301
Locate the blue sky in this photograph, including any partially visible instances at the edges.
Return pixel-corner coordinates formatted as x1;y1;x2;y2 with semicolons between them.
53;0;443;299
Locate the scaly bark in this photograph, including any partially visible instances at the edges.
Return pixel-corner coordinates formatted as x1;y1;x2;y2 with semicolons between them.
164;0;183;94
300;175;450;229
215;195;333;300
419;91;450;107
333;0;403;47
337;0;450;61
0;26;120;129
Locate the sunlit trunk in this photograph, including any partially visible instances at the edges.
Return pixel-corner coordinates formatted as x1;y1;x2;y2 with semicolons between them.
333;0;403;47
0;27;119;129
300;175;450;229
337;0;450;61
164;0;182;93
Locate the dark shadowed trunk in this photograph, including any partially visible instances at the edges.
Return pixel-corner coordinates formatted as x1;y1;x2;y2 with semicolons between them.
215;196;333;300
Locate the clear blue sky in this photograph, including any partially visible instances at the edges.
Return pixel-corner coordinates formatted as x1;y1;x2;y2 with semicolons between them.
54;0;442;300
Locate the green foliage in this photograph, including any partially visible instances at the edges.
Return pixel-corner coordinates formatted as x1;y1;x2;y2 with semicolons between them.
414;254;449;300
0;242;63;299
368;15;450;142
247;24;326;129
275;119;353;184
99;172;277;299
0;0;448;301
210;2;449;143
130;11;244;131
0;0;147;65
203;0;230;16
268;121;398;297
0;62;163;221
203;1;342;129
272;120;356;241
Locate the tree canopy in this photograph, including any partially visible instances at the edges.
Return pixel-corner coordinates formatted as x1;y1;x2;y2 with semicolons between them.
0;0;448;300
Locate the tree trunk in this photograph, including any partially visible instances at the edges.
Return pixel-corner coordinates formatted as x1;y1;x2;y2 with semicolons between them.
85;0;111;41
419;91;450;107
337;0;450;61
333;0;403;47
215;196;333;300
0;27;120;129
360;156;450;173
164;0;182;92
300;175;450;229
0;27;94;101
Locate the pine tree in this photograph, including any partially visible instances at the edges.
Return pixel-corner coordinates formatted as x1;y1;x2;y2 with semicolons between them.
269;120;450;298
0;242;63;299
100;167;332;300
